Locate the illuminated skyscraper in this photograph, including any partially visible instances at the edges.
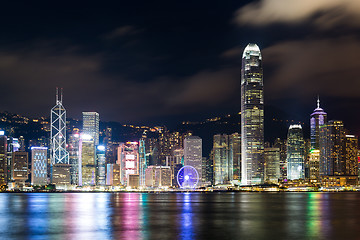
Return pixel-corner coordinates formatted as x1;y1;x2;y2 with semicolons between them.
273;138;287;180
118;142;139;185
0;133;7;186
231;133;241;182
264;148;280;183
68;131;80;185
213;134;232;185
286;125;305;180
31;147;48;186
51;88;68;165
310;97;327;150
80;134;96;186
309;149;320;181
11;151;28;185
319;120;345;176
139;139;147;187
96;145;106;185
344;135;358;176
82;112;100;146
184;136;202;185
7;137;20;182
241;43;264;185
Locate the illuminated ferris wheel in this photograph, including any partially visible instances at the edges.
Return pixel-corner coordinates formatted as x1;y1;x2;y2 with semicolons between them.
177;165;199;189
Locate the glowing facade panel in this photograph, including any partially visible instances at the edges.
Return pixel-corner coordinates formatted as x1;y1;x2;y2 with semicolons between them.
31;147;48;186
241;43;264;185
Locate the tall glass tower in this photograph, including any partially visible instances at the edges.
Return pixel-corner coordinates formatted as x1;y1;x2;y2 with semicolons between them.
241;43;264;185
50;88;69;165
82;112;100;145
310;97;327;150
286;124;305;180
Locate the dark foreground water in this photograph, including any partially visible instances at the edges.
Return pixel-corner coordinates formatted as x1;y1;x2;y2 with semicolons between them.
0;192;360;240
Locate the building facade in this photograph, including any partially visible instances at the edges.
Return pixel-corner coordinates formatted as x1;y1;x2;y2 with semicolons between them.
213;134;232;185
0;134;7;185
82;112;100;146
319;120;346;176
241;43;264;185
118;142;139;185
286;125;305;180
80;134;96;186
184;136;202;184
50;88;69;165
310;98;327;150
31;147;48;186
264;148;280;183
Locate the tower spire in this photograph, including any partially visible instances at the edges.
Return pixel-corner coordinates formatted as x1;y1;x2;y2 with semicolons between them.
317;95;320;109
56;87;59;103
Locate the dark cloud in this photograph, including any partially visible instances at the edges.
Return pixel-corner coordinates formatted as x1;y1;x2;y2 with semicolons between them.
103;26;142;40
234;0;360;29
0;41;239;124
262;36;360;101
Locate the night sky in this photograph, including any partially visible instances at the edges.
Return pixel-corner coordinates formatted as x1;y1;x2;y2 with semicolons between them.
0;1;359;134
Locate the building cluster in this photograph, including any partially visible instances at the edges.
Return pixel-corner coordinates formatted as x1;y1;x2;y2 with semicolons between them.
209;43;359;189
0;44;358;191
0;90;206;190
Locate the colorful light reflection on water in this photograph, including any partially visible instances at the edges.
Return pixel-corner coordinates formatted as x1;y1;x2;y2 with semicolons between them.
0;192;360;239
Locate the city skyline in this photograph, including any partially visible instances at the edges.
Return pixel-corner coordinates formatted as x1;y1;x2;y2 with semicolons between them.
0;1;358;135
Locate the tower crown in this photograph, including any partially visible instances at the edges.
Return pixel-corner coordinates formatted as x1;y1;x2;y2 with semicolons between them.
242;43;262;60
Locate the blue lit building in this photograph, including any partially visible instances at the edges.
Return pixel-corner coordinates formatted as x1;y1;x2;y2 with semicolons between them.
31;147;48;186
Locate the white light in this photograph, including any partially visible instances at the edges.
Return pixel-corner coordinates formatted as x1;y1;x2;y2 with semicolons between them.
0;131;4;136
97;145;106;151
185;175;189;180
126;154;135;160
81;134;92;140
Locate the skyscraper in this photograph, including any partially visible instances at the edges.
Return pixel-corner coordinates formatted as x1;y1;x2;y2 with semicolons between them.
50;88;68;165
241;43;264;185
0;133;7;186
96;145;106;185
344;135;358;176
11;152;28;185
231;133;241;182
286;125;305;180
139;139;147;187
309;149;320;181
264;148;280;183
118;142;139;185
213;134;232;185
310;97;327;150
80;134;96;186
273;138;287;180
319;120;345;176
184;136;202;185
68;130;80;185
82;112;100;146
31;147;48;186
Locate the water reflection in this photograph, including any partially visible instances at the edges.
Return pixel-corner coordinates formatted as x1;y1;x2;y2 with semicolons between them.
179;193;194;240
1;192;360;239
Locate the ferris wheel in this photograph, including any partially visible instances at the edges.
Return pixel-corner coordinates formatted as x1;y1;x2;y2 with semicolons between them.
177;165;199;189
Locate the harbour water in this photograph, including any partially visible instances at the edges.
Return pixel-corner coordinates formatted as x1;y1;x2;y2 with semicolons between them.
0;192;359;239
